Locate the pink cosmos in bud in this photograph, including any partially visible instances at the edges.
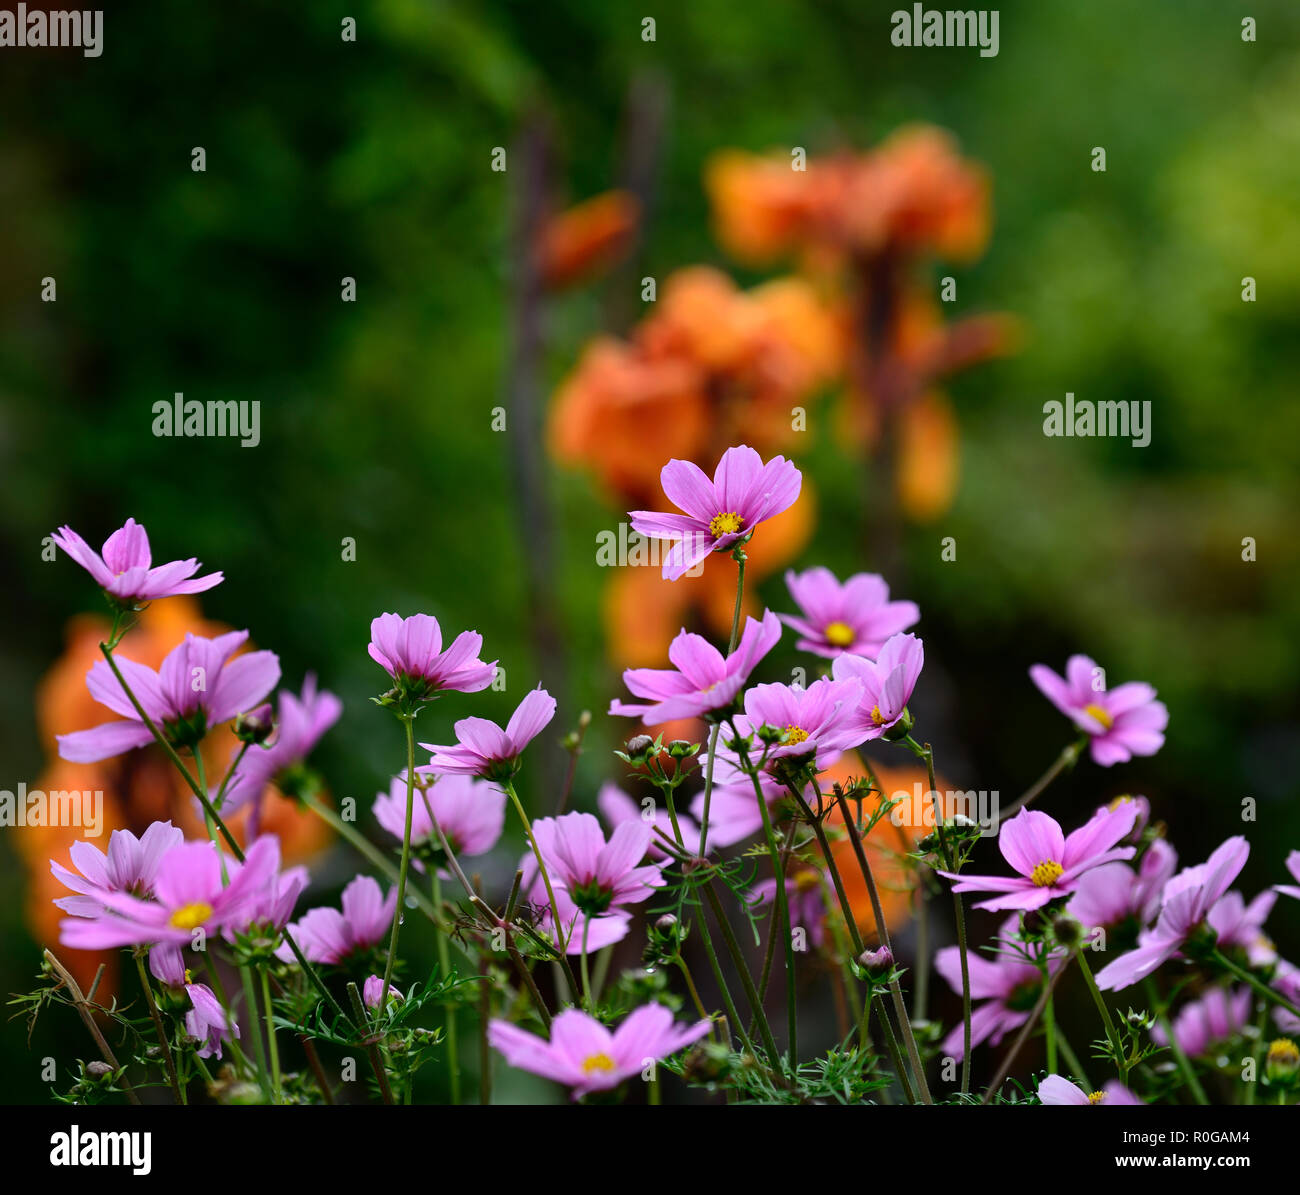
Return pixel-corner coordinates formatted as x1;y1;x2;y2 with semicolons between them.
1094;836;1250;991
781;567;919;659
51;820;184;919
58;837;282;949
488;1004;711;1098
278;873;397;965
422;687;557;781
1037;1073;1142;1105
609;611;783;723
52;517;223;605
57;631;280;762
368;612;496;696
831;633;924;740
1151;987;1252;1058
363;974;404;1009
629;444;802;581
1030;654;1168;767
939;803;1139;912
373;769;507;858
184;983;239;1060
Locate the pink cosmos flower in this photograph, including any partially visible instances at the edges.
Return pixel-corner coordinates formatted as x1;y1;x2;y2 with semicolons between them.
598;783;699;859
1066;839;1179;932
59;837;282;950
422;687;556;781
609;611;782;724
1038;1074;1142;1106
52;517;222;605
831;633;924;740
1277;851;1300;902
1029;655;1168;767
1208;888;1277;967
1094;836;1249;991
50;821;185;919
368;612;496;696
488;1004;711;1098
936;918;1064;1059
522;870;631;955
535;812;664;915
225;863;310;940
279;874;397;964
629;445;802;581
781;567;920;659
373;770;507;858
363;974;404;1009
736;676;868;767
57;630;280;763
219;676;343;819
184;983;239;1060
1273;964;1300;1035
1152;987;1252;1058
939;804;1139;912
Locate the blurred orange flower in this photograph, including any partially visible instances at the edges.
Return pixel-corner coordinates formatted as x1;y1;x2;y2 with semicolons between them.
535;189;641;291
20;598;331;991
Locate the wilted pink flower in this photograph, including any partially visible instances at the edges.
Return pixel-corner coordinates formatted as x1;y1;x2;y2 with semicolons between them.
51;821;185;919
368;612;496;696
184;983;239;1060
1037;1074;1142;1106
57;631;280;763
59;837;282;950
609;611;782;723
488;1004;711;1098
1066;839;1179;931
629;445;802;581
1152;987;1252;1058
1277;851;1300;902
219;676;343;820
363;974;404;1009
781;568;919;659
936;918;1063;1059
52;517;222;605
280;874;397;964
1030;655;1168;767
941;804;1139;912
737;676;868;767
422;687;556;781
598;783;698;859
831;633;924;740
1095;836;1249;991
373;770;506;858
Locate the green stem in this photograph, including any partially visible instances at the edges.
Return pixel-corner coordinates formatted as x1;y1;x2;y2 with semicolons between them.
261;968;282;1102
1212;949;1300;1021
702;879;782;1072
1075;948;1126;1081
1144;977;1208;1105
134;953;184;1104
431;871;461;1105
380;715;417;1006
695;549;745;854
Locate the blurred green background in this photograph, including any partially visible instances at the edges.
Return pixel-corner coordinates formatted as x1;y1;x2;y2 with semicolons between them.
1;0;1297;1102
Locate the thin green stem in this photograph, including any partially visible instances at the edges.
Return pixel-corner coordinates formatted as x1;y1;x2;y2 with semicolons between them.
695;550;745;854
261;968;282;1102
431;870;461;1105
134;953;184;1104
1144;977;1208;1105
1075;948;1126;1082
380;715;418;1006
1212;949;1300;1020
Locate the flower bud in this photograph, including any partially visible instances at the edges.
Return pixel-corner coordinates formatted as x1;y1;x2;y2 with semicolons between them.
667;739;697;759
1266;1038;1300;1083
622;735;655;765
1052;915;1084;949
857;945;894;977
234;703;275;745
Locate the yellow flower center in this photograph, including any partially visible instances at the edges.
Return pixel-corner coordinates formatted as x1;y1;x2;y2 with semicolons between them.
582;1052;616;1074
783;725;810;745
824;621;855;647
1107;794;1133;812
870;704;886;726
1086;1090;1106;1104
1083;702;1114;730
1268;1038;1300;1066
708;511;744;538
795;870;821;892
169;901;213;930
1030;860;1064;888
